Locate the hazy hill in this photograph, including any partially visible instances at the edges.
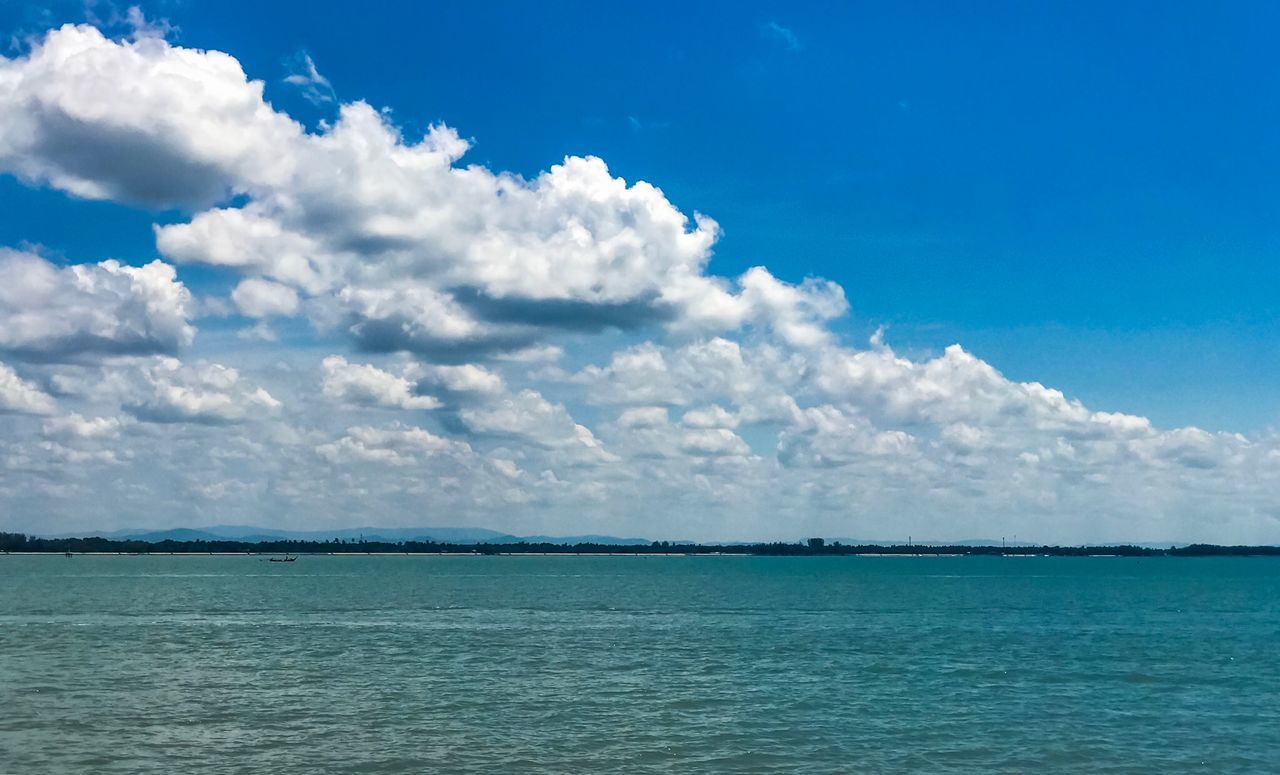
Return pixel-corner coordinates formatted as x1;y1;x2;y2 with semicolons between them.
47;525;651;545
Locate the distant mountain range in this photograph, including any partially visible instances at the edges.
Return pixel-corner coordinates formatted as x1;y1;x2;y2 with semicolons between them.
45;525;655;546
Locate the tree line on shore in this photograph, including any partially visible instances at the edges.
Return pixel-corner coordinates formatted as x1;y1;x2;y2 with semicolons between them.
2;532;1278;556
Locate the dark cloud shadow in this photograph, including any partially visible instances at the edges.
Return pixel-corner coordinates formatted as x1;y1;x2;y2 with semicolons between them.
451;286;675;332
123;403;238;426
29;104;233;209
1;335;181;364
347;316;539;364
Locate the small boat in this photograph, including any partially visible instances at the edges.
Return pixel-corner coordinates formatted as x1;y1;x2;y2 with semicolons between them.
268;555;297;563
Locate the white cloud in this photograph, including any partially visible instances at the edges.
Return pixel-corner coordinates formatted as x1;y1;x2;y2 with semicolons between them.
0;361;56;414
495;344;564;364
316;423;470;467
574;337;803;423
231;278;300;318
679;428;751;458
0;27;842;357
42;412;121;439
126;358;280;424
812;343;1090;428
617;406;669;429
320;355;440;410
0;249;193;360
733;266;846;347
282;51;335;105
156;207;329;293
460;388;617;462
681;405;739;429
460;389;576;441
573;343;682;405
938;422;991;453
237;321;279;341
0;24;302;207
762;21;801;52
491;458;522;479
414;363;504;395
120;7;176;41
778;405;917;468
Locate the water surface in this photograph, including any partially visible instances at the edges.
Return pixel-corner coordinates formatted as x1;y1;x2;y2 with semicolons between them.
2;555;1277;773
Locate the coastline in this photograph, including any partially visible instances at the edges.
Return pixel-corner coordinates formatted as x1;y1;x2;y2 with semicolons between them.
2;549;1272;558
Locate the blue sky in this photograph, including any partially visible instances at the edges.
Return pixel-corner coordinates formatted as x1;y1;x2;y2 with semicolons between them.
6;1;1279;430
0;2;1277;541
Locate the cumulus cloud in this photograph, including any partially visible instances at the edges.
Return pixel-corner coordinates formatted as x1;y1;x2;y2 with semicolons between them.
810;343;1159;439
573;337;803;423
617;406;669;429
42;412;122;439
461;389;578;441
320;355;440;410
681;405;739;429
0;26;844;359
0;361;56;414
601;402;757;467
0;24;302;207
679;428;752;458
733;266;846;347
231;278;300;318
778;405;917;469
316;422;470;467
413;363;505;395
125;358;280;424
0;249;193;360
460;389;617;463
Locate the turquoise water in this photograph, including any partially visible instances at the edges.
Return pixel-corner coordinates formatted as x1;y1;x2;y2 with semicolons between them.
2;555;1278;773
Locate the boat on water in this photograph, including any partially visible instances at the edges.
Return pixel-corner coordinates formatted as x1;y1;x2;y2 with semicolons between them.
268;555;297;563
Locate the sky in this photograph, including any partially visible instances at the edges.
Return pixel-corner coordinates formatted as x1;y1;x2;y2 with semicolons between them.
1;1;1278;543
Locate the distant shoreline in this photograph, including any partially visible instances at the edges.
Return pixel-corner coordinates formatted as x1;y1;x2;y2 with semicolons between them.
2;552;1275;558
3;534;1279;559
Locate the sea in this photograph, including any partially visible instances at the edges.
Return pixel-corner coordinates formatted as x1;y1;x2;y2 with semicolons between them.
2;554;1278;774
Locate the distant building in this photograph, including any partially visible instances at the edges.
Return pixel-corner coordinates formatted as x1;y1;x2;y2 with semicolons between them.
807;537;825;549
